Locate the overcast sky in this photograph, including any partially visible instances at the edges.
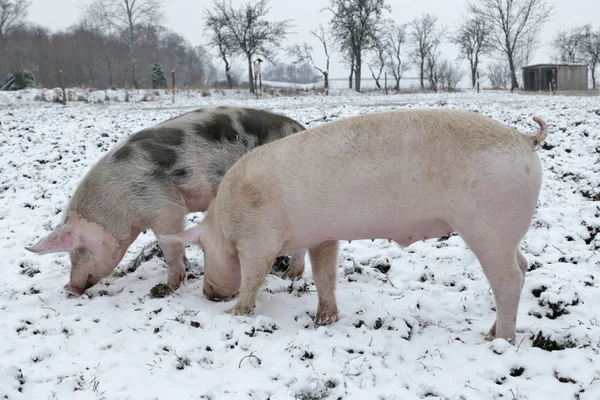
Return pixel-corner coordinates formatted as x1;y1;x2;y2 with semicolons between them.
25;0;599;80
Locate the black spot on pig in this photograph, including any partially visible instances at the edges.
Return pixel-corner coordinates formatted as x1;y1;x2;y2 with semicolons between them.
194;114;238;142
170;167;190;184
237;109;303;146
129;127;185;147
113;145;132;161
207;163;227;187
139;142;178;169
132;182;148;196
150;169;166;182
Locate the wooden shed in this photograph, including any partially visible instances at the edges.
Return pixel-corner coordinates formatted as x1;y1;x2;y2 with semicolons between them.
522;63;588;91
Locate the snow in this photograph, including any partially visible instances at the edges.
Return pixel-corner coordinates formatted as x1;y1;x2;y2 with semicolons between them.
1;87;600;399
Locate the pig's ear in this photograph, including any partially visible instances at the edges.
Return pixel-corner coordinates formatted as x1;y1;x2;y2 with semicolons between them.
25;225;80;254
159;225;206;246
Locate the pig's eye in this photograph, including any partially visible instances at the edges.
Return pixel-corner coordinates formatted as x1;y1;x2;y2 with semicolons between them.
234;133;239;140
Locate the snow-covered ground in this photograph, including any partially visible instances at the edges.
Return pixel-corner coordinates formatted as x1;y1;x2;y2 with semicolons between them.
1;87;599;400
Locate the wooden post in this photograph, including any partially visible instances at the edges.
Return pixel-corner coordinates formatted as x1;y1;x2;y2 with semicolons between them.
59;70;66;105
254;71;258;100
254;58;263;97
384;72;388;95
171;71;176;104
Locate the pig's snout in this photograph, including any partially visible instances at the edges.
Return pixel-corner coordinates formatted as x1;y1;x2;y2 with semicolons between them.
203;279;238;302
64;282;86;296
65;274;100;296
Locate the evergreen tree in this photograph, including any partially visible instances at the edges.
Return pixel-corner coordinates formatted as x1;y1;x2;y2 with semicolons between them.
9;69;36;90
151;62;167;89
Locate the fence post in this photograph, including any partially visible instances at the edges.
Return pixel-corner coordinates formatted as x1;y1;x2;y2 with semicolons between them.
385;72;388;95
254;71;258;100
171;71;176;104
59;70;66;105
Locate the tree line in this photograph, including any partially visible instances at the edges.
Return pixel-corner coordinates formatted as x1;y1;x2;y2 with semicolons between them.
1;0;599;92
0;0;216;90
201;0;597;93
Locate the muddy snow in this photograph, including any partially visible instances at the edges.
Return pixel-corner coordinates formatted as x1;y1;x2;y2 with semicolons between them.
1;87;599;399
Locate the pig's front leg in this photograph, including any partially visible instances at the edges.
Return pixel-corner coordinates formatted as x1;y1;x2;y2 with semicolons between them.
227;249;278;316
152;207;187;290
282;249;307;280
309;240;340;326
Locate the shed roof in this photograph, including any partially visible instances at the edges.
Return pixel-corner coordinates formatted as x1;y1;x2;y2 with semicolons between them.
522;63;588;69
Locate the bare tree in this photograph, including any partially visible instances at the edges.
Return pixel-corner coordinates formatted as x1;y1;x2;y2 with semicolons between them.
552;24;600;89
513;29;539;82
425;45;442;91
468;0;553;92
384;23;407;91
0;0;31;48
325;0;390;92
552;27;584;63
204;7;235;89
580;25;600;89
195;45;217;86
450;15;492;89
486;60;510;89
206;0;291;94
85;0;164;89
410;14;444;90
310;24;332;94
288;24;333;94
368;38;387;89
436;59;464;91
338;40;355;89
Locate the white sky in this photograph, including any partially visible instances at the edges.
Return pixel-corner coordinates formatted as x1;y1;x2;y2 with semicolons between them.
25;0;599;80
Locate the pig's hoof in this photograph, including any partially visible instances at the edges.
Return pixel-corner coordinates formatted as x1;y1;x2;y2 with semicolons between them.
314;311;339;326
167;272;185;290
226;304;254;316
484;332;516;346
282;267;304;281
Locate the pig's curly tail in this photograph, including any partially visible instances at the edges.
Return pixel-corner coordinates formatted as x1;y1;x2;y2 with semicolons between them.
532;116;548;149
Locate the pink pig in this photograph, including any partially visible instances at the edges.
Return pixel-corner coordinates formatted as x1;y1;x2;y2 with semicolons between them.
165;108;549;344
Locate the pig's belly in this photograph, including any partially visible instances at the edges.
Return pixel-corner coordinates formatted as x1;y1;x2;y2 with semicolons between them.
280;211;454;254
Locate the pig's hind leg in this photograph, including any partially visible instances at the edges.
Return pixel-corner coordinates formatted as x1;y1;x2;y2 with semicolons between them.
459;229;524;344
309;240;340;326
486;248;529;339
151;205;188;290
282;249;307;280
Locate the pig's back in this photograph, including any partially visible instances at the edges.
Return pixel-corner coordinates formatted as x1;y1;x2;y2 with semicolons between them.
220;109;541;240
68;107;305;225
